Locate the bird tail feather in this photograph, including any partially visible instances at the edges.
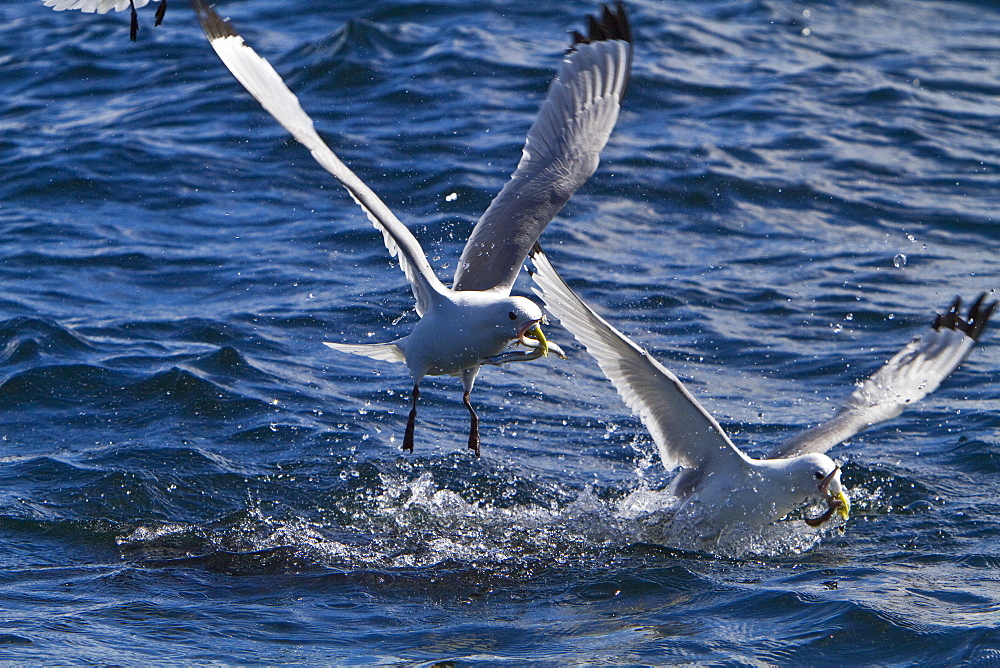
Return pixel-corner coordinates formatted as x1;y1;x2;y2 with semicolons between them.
323;340;406;364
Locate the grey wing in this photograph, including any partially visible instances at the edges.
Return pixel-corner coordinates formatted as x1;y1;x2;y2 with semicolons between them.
453;3;633;294
770;294;997;459
192;0;447;317
530;247;747;473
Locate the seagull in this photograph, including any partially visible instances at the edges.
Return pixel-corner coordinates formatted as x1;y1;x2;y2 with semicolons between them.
190;0;633;456
530;246;995;540
42;0;166;41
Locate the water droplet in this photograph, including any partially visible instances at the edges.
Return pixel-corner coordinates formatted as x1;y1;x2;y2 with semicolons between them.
893;253;907;268
445;192;458;202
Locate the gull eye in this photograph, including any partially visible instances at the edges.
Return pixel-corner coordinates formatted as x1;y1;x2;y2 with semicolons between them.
814;471;825;480
508;312;518;320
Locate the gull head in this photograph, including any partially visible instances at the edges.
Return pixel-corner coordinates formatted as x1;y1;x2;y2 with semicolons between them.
784;453;851;527
504;297;550;356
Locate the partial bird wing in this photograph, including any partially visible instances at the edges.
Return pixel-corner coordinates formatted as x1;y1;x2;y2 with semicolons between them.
453;3;633;294
43;0;155;12
191;0;447;317
530;247;747;472
44;0;164;40
770;293;997;459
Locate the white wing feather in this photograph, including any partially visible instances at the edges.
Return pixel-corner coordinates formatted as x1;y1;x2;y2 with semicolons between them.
42;0;155;12
530;248;747;472
771;295;995;458
322;341;406;364
453;6;632;294
192;0;446;317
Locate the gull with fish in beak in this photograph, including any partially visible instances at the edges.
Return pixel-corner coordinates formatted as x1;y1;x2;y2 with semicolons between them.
190;1;633;455
531;246;995;540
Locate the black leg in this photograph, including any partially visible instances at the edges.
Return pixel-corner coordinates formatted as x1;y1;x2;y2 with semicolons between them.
129;0;138;41
463;391;480;458
154;0;167;27
403;384;419;453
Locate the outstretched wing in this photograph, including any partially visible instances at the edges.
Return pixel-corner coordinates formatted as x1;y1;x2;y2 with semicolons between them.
191;0;447;317
453;3;633;294
530;246;747;472
770;293;997;459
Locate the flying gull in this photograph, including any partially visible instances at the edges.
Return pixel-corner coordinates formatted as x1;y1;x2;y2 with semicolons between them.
42;0;166;41
530;246;995;538
191;1;633;456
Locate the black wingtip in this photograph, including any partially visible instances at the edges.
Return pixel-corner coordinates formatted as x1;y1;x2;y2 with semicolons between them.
129;0;138;41
526;242;545;277
933;292;997;341
123;0;165;41
568;2;631;52
189;0;240;41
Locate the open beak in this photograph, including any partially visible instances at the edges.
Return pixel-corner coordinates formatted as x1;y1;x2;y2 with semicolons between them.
517;320;550;357
804;467;851;527
481;319;566;366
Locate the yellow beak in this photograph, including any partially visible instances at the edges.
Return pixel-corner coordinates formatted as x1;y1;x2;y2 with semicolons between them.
804;473;851;527
519;322;550;357
834;490;851;520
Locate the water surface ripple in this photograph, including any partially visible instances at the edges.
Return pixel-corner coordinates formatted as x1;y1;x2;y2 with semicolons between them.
2;0;999;663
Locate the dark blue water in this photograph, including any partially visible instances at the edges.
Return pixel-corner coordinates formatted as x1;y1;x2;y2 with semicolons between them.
3;0;999;662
